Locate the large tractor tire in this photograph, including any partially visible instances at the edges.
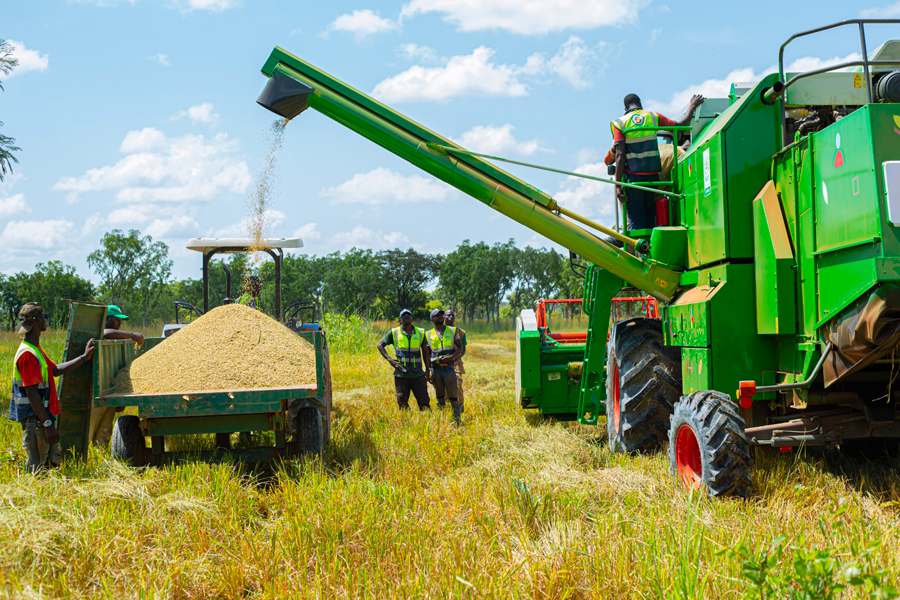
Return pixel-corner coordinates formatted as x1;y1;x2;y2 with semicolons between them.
668;390;753;498
606;318;681;453
295;406;324;459
111;415;148;466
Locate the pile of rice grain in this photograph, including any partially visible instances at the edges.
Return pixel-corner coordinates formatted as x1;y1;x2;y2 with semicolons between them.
113;303;317;395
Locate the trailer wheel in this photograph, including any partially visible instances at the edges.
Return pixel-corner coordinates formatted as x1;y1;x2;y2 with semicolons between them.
668;390;753;498
606;318;681;453
111;415;147;466
295;406;324;458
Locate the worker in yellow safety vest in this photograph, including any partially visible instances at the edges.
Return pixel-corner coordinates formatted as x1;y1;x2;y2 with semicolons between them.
9;303;95;472
612;93;704;230
377;309;433;411
426;308;464;423
440;308;467;413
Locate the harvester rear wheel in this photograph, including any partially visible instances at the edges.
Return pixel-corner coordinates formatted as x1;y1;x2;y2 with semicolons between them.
668;390;752;498
295;406;324;458
111;415;148;466
605;318;681;453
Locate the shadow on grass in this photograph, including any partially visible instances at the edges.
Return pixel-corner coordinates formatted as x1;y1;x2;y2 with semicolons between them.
325;420;381;473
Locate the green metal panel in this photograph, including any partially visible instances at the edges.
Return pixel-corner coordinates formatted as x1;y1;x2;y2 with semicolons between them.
814;108;880;254
58;301;106;459
665;288;711;347
682;347;712;395
95;388;313;418
816;249;879;326
144;412;281;436
649;227;687;268
753;181;796;335
577;268;623;424
516;330;542;406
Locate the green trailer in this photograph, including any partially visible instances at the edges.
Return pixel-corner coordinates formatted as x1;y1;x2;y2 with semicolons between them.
256;18;900;496
58;237;332;465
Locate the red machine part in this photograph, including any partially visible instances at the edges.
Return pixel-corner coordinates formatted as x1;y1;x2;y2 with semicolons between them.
536;298;587;343
655;197;670;227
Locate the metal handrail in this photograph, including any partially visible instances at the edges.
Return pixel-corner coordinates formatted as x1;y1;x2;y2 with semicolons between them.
772;19;900;142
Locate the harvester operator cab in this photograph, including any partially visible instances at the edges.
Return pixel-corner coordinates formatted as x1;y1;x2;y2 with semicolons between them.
162;237;316;337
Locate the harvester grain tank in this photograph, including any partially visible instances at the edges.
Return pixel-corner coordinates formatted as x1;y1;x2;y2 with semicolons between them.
257;19;900;496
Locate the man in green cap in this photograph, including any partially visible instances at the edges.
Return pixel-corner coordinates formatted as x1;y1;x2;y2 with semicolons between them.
90;305;145;447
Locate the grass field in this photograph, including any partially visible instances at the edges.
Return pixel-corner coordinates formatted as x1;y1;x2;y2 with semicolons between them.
0;326;899;598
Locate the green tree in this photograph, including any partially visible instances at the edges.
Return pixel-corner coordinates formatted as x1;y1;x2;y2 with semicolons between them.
322;249;388;319
439;240;480;322
1;262;94;328
507;246;564;321
377;248;441;318
87;229;173;327
0;39;21;181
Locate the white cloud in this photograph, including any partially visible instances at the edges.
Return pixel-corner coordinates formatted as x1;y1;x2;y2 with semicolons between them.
174;102;221;125
168;0;240;13
456;124;549;156
373;46;528;102
553;162;616;223
861;2;900;17
329;225;409;251
53;127;251;204
325;9;399;40
521;36;601;89
148;53;170;66
0;194;28;217
0;219;76;252
5;41;49;78
107;206;152;226
292;222;321;241
320;167;454;204
400;0;647;35
145;215;200;239
646;53;862;116
213;209;286;238
397;43;439;63
373;37;603;102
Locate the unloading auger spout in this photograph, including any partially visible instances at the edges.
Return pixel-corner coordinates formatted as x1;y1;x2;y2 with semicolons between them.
256;48;682;301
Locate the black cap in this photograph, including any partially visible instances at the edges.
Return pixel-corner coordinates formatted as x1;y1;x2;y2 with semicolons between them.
399;309;412;318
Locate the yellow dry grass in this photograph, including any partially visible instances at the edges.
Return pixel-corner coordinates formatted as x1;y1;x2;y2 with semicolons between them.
113;303;316;394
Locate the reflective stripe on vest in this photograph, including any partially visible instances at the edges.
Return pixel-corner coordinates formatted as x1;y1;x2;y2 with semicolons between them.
611;110;662;173
427;326;457;359
11;341;50;407
393;326;424;369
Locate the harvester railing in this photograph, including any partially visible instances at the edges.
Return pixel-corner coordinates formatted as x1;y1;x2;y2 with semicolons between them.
766;19;900;141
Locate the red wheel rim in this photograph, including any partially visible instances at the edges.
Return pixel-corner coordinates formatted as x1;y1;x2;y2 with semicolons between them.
675;425;702;490
612;363;621;433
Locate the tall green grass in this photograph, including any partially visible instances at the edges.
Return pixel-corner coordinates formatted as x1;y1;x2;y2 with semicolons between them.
0;328;898;597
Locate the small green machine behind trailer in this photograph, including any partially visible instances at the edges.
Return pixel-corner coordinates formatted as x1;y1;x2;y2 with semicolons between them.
257;19;900;496
58;238;332;465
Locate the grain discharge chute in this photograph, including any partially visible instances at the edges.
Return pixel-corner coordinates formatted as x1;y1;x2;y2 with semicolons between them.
258;19;900;496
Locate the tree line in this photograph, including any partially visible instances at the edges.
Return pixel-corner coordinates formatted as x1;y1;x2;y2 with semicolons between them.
0;229;585;330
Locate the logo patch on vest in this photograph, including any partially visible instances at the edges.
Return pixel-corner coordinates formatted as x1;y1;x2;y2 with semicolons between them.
632;114;644;126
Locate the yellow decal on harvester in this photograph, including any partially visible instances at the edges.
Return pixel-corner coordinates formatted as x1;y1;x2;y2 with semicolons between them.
893;115;900;136
854;73;863;88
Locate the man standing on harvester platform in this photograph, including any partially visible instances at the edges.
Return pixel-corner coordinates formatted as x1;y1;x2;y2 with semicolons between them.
427;308;464;423
91;305;144;447
377;309;433;411
612;93;704;230
10;303;94;472
440;308;467;414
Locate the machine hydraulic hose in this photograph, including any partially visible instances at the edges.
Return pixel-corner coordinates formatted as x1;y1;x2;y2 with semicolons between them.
257;48;682;300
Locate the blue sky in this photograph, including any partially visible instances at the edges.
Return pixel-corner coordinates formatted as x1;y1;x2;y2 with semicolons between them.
3;0;899;280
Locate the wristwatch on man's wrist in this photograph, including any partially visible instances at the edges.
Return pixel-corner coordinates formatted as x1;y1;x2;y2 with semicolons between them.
42;419;53;428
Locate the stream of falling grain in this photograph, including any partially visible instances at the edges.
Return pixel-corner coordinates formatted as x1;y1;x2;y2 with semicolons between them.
241;117;289;296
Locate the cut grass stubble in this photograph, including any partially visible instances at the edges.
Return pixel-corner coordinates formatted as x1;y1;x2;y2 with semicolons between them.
0;329;897;597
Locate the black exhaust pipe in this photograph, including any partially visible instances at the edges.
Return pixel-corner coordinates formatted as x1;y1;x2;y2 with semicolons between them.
256;71;314;120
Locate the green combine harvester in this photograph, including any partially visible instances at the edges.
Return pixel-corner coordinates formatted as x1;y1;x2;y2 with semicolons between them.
257;19;900;496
